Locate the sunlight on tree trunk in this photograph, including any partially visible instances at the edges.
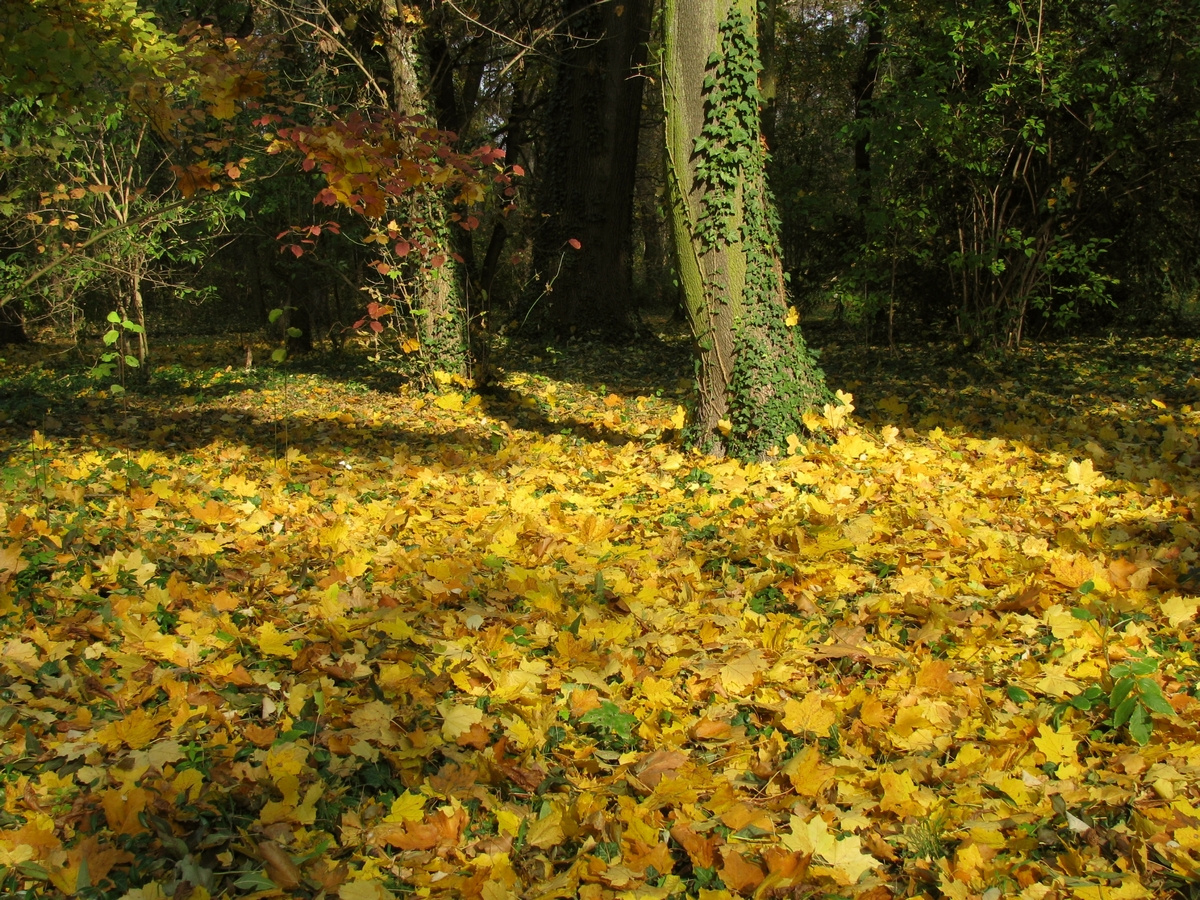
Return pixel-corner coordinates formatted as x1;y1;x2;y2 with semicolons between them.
664;0;828;458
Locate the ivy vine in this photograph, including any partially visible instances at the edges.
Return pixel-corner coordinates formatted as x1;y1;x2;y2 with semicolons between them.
693;6;829;457
694;8;763;250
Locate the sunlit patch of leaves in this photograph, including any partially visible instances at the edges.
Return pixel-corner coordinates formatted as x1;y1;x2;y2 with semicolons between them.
0;333;1197;897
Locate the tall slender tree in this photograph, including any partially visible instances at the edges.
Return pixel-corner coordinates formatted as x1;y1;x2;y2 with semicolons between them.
663;0;828;457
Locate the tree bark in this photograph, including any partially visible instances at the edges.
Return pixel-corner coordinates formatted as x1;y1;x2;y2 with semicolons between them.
664;0;828;457
380;0;470;379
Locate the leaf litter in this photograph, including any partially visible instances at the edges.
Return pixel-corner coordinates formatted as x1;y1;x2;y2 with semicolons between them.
0;332;1198;899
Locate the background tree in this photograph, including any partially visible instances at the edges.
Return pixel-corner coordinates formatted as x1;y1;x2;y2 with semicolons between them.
529;0;652;338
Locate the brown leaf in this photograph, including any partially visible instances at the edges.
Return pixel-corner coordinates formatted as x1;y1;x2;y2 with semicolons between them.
309;859;349;893
761;846;808;878
454;721;492;749
635;749;688;789
326;732;355;755
259;840;302;890
375;809;467;854
862;829;899;863
242;723;277;748
624;839;674;876
467;833;513;858
993;582;1042;612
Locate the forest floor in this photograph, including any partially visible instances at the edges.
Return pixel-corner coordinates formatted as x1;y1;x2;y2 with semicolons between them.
0;325;1198;900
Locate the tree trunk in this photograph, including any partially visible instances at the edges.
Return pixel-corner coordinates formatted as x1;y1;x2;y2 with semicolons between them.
664;0;828;457
851;3;883;208
758;0;778;151
533;0;652;339
129;259;148;367
381;0;470;380
478;79;531;312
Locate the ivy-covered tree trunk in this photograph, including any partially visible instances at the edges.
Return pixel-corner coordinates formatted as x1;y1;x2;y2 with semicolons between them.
532;0;652;339
663;0;828;457
381;0;470;380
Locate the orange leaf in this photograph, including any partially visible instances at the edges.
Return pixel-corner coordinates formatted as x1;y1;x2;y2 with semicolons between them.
102;787;149;836
719;847;765;893
669;822;719;869
570;688;602;718
243;723;278;748
689;716;732;742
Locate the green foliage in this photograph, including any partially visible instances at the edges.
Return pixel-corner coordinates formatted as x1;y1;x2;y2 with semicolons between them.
91;310;145;395
1108;658;1176;746
694;9;763;250
580;700;639;743
1062;600;1177;746
773;0;1200;343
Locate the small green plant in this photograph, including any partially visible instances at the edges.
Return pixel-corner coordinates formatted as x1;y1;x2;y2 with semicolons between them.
92;310;144;396
1108;657;1176;745
1065;587;1176;745
903;809;949;860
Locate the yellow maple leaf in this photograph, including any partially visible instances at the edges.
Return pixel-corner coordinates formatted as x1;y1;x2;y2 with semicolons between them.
1067;458;1105;490
385;792;425;823
1072;876;1152;900
265;743;308;781
237;508;273;533
785;306;799;327
782;745;834;797
339;881;394;900
783;814;877;883
0;545;28;580
782;693;837;735
824;832;878;884
894;571;933;596
257;622;298;659
340;549;372;579
437;701;484;740
435;391;464;411
842;514;875;545
719;650;764;696
1161;594;1200;627
97;707;160;751
1033;723;1078;766
525;801;565;849
879;768;925;817
222;473;258;497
